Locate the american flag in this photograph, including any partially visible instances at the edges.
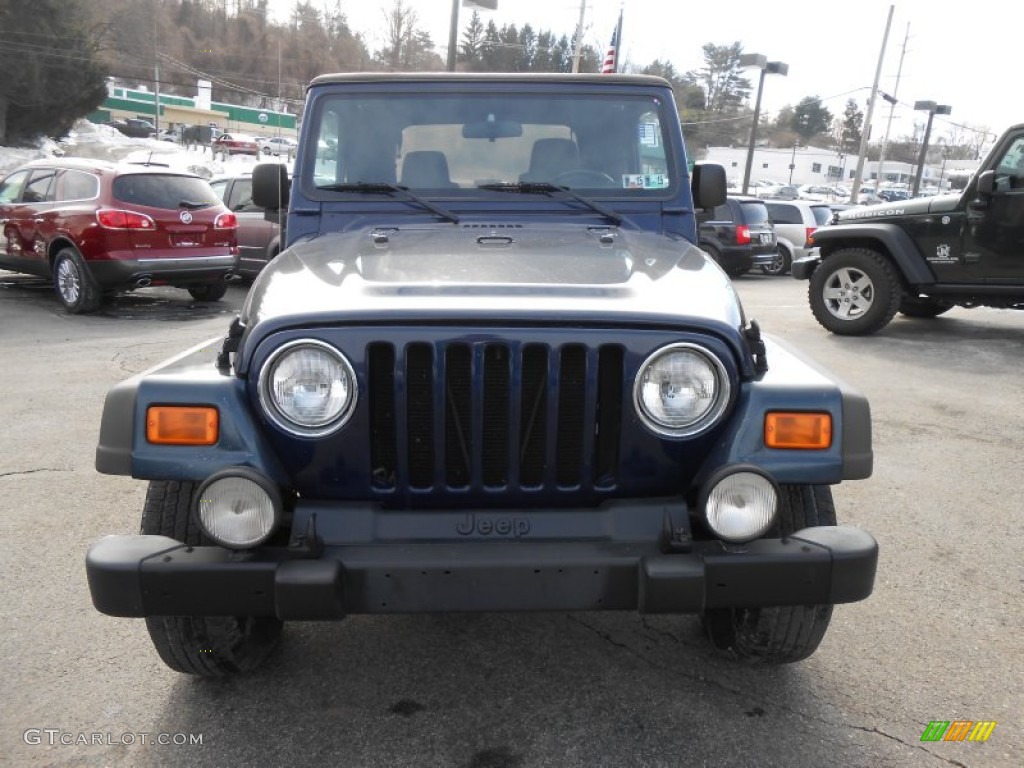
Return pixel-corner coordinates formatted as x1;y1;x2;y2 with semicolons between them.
600;22;618;74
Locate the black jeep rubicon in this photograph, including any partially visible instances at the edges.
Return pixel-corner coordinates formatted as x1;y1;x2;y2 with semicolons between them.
793;123;1024;335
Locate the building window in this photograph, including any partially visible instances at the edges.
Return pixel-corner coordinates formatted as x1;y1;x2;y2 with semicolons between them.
762;163;768;169
811;163;821;173
731;161;737;167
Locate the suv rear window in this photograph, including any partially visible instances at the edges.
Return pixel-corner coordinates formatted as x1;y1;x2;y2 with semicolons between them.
738;200;770;226
765;202;801;224
112;174;216;210
810;205;832;226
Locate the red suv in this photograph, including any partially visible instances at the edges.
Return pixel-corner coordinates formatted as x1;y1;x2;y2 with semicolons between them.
0;159;239;313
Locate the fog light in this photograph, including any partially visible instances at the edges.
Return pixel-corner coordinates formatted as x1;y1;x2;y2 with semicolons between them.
195;469;281;548
703;467;778;543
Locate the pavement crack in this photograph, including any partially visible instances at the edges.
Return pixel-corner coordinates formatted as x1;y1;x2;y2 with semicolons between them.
0;468;70;479
569;616;967;766
844;725;970;768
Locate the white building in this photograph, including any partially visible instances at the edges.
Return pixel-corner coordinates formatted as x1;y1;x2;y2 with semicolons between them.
699;145;978;191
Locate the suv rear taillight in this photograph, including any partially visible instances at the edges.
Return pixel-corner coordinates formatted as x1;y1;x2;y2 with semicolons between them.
97;209;155;230
735;224;751;245
805;226;817;245
215;212;238;229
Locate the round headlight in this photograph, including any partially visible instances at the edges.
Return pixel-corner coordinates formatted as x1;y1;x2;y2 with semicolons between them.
634;343;730;437
258;339;356;436
196;470;281;548
703;468;778;543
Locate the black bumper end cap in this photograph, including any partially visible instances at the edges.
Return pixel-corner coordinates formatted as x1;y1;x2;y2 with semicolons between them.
86;535;182;617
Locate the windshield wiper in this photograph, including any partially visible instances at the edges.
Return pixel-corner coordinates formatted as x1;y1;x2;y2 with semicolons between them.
317;182;459;224
478;182;626;226
179;199;210;210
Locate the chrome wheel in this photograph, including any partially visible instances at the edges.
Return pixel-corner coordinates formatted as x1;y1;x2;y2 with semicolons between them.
56;257;81;305
821;265;875;320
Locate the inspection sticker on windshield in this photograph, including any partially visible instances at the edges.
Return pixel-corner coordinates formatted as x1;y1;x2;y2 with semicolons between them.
638;123;659;146
623;174;668;189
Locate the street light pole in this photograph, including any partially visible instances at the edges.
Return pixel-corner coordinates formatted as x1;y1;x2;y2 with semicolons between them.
739;55;787;196
911;101;951;196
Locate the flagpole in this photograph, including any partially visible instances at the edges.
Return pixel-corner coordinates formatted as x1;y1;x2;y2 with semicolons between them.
612;10;623;74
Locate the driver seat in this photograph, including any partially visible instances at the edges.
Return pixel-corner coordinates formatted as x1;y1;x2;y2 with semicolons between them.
520;138;581;182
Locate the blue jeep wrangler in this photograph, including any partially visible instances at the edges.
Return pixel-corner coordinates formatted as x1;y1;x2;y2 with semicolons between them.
86;73;877;676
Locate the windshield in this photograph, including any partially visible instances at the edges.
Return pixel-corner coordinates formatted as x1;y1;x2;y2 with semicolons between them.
307;91;676;196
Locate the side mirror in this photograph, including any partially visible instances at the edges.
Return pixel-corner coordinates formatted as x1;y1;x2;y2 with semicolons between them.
975;169;995;197
692;163;727;209
252;163;290;211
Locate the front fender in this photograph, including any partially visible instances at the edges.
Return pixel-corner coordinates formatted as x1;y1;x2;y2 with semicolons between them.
95;337;288;483
696;334;872;484
812;222;935;285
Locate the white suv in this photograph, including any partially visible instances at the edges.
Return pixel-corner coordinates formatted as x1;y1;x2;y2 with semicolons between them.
763;199;833;276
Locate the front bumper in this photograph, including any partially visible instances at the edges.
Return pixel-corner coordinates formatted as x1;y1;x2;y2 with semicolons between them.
791;251;821;280
87;525;877;619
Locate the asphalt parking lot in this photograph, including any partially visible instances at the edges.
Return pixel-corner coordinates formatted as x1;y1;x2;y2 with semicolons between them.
0;271;1020;768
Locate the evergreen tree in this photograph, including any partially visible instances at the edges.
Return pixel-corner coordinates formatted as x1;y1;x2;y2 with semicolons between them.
792;96;833;142
459;10;486;70
0;0;109;144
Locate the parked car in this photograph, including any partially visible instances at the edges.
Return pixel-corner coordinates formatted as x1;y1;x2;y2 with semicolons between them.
212;133;260;158
696;195;777;277
799;184;840;202
257;136;297;157
855;188;883;205
795;122;1024;335
763;199;833;276
107;118;156;138
877;188;910;202
767;184;801;201
0;158;239;313
209;173;283;277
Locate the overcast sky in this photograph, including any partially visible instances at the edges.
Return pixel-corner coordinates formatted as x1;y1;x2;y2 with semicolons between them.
269;0;1021;146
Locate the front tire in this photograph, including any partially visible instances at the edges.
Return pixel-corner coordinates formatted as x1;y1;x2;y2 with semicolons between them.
141;480;283;677
188;282;228;302
808;248;901;335
702;485;837;664
53;248;101;313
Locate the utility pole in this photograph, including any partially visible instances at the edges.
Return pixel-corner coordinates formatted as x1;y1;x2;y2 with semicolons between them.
850;4;893;203
153;10;160;135
876;22;909;188
571;0;586;73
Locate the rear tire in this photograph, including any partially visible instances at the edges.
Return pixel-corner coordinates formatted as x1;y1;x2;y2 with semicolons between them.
141;480;283;677
808;247;901;335
188;282;228;302
760;245;791;276
899;296;953;318
53;248;101;313
702;485;837;664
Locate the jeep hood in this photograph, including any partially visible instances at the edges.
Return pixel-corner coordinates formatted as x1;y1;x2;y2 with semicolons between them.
836;193;961;222
239;223;744;333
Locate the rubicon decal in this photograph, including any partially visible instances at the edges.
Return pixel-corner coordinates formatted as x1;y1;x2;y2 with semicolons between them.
919;720;996;742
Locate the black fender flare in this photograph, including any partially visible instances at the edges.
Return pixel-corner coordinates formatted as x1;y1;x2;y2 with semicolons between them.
812;222;936;285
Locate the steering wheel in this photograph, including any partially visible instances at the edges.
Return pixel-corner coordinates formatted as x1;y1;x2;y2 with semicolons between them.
552;169;618;188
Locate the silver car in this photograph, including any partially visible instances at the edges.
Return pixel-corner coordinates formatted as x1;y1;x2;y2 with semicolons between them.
763;199;833;276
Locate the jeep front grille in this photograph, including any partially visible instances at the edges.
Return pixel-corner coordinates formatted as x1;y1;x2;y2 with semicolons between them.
368;341;623;492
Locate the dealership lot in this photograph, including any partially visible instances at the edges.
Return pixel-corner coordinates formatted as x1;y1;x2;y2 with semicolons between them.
0;271;1019;767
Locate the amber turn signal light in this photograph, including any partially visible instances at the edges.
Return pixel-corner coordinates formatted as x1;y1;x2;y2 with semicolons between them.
765;412;832;449
146;406;219;445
